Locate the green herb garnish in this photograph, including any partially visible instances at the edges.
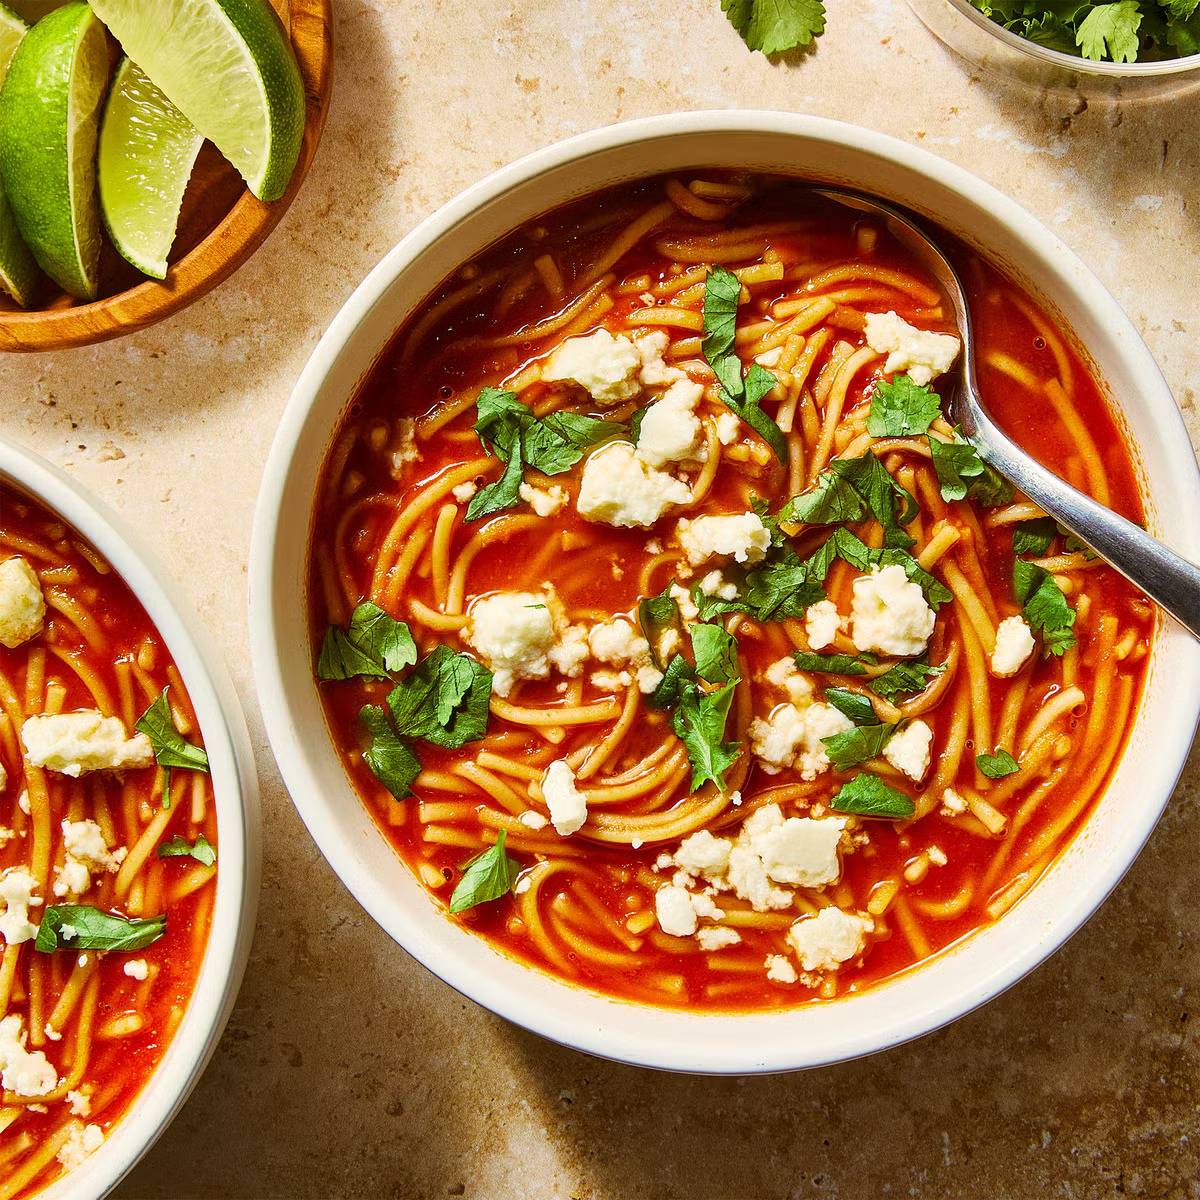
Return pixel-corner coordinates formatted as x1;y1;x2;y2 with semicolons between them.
1013;559;1077;655
36;906;165;953
702;267;787;462
317;601;418;680
690;623;740;686
385;645;492;748
157;834;216;867
829;773;915;819
673;680;741;792
1011;517;1058;557
823;688;879;726
448;829;522;913
869;658;946;702
359;704;423;799
821;721;898;771
135;687;209;811
638;584;680;667
976;748;1020;779
719;0;827;53
866;374;943;438
793;650;876;677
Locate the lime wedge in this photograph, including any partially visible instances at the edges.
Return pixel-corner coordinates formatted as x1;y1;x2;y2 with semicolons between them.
0;3;39;307
88;0;304;203
98;58;203;280
0;2;108;300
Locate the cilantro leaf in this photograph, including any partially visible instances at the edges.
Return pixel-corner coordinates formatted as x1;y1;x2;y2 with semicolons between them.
1013;560;1077;655
830;774;915;819
829;453;918;549
135;687;209;811
928;430;984;501
782;471;864;526
386;646;492;748
672;680;741;792
638;584;679;667
649;654;697;709
36;906;165;953
867;375;943;438
702;268;787;463
360;704;422;799
869;659;945;702
690;623;740;685
742;552;827;621
158;834;216;867
799;526;951;611
468;387;620;520
821;721;898;771
1011;517;1058;557
720;0;827;53
318;602;417;680
976;748;1020;779
823;688;879;726
1077;1;1142;60
793;650;875;676
449;829;521;914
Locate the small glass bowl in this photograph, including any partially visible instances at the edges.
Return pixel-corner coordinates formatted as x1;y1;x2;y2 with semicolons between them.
908;0;1200;100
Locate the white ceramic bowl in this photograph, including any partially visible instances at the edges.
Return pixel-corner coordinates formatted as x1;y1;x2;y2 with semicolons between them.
908;0;1200;99
249;112;1200;1074
0;437;261;1194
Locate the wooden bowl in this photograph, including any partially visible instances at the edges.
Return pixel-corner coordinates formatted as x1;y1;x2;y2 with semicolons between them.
0;0;332;352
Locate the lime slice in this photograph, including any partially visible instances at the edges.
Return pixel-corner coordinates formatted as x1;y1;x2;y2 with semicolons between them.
98;58;204;280
0;2;108;300
0;3;39;307
88;0;304;202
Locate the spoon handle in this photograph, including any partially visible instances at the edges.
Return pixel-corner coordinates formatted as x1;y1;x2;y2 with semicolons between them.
967;407;1200;638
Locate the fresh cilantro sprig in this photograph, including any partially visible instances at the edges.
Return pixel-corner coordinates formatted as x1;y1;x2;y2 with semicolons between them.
830;774;915;819
318;604;493;799
449;829;522;914
702;268;788;462
1013;559;1077;656
866;374;943;438
720;0;827;53
135;688;210;811
965;0;1196;62
821;721;899;772
468;387;622;521
928;429;1012;507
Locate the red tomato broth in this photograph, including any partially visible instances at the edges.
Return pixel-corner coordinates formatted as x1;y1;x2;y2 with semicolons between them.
0;486;217;1198
309;173;1152;1013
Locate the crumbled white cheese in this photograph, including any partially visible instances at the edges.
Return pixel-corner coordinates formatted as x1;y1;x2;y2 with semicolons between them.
750;702;853;778
591;668;632;691
850;564;935;658
0;867;41;945
883;720;933;782
451;481;477;503
864;311;961;386
0;1015;56;1096
696;926;742;950
66;1089;91;1117
715;411;741;445
991;614;1035;678
698;570;737;600
576;442;691;528
764;657;814;705
0;557;44;649
635;378;705;468
56;1122;104;1170
389;418;422;475
804;599;842;651
940;788;967;816
928;845;948;867
676;512;771;566
655;884;700;937
747;807;846;887
673;829;733;876
787;908;872;973
541;759;587;837
519;482;568;517
18;790;29;815
586;618;661;694
547;623;589;678
633;329;683;387
542;328;643;404
21;711;154;778
53;819;126;898
465;591;557;697
754;346;783;368
765;953;798;984
123;959;149;981
669;582;699;621
518;810;548;831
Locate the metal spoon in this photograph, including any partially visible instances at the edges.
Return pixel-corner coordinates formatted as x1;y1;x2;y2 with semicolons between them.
815;186;1200;638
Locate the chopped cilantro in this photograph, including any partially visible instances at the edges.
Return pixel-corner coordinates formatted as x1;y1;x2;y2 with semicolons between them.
976;748;1020;779
672;680;741;792
385;645;492;748
830;774;915;819
784;452;918;550
823;688;879;726
318;602;417;680
821;721;898;771
866;374;943;438
719;0;827;53
690;623;740;685
1013;559;1077;655
869;658;946;702
359;704;422;799
449;829;521;914
793;650;876;676
1011;517;1058;557
638;584;680;667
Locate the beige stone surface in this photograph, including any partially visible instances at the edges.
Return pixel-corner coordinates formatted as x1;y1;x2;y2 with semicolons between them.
3;1;1200;1196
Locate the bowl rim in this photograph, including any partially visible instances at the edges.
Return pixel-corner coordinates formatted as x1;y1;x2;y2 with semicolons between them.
932;0;1200;76
249;110;1200;1074
0;436;261;1195
0;0;333;353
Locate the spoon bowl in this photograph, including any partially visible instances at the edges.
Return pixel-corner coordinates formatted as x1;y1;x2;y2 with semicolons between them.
817;185;1200;639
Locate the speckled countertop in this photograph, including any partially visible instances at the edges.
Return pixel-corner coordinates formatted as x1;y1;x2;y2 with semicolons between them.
4;2;1200;1196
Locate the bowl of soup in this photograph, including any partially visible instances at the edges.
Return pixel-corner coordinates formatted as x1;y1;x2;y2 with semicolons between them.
0;438;259;1194
249;111;1200;1073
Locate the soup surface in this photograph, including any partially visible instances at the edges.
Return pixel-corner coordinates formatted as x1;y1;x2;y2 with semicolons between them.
310;173;1152;1011
0;485;217;1197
